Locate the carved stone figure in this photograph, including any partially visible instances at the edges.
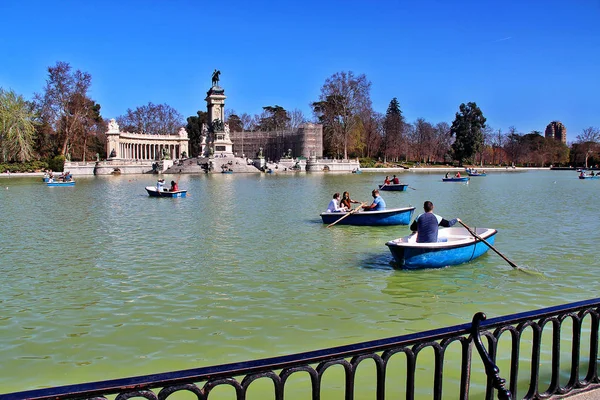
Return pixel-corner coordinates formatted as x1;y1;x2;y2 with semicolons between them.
211;69;221;87
110;149;116;158
108;118;119;133
178;127;187;137
258;147;264;158
212;119;224;132
96;153;100;161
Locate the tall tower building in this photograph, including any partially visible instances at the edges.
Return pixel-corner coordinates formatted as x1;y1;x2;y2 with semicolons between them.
545;121;567;143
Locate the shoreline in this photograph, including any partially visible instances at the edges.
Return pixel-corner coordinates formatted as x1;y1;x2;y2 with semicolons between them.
0;166;553;178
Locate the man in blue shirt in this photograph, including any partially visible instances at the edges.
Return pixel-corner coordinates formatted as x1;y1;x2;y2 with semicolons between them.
362;189;386;211
410;201;460;243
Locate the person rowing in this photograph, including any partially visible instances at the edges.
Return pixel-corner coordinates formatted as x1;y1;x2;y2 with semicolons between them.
362;189;386;211
410;201;460;243
340;191;361;210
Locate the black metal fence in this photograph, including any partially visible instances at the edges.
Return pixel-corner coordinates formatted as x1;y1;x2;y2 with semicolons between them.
3;298;600;400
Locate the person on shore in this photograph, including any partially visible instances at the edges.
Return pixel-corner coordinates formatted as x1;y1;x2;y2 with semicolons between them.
340;191;361;211
383;176;391;185
410;201;460;243
326;192;345;212
170;180;179;192
392;175;400;184
362;189;386;211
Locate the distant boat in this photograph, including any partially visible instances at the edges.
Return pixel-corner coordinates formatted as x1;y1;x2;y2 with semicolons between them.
579;175;599;180
378;183;408;191
320;207;415;226
42;176;51;182
442;177;470;182
352;169;362;174
386;227;498;269
145;186;187;198
221;170;233;174
47;181;75;187
465;168;486;176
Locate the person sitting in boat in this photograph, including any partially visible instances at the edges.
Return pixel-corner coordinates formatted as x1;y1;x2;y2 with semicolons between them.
392;175;400;184
580;171;586;178
383;176;391;185
591;171;595;177
156;179;165;192
410;201;460;243
340;191;361;211
455;172;461;178
362;189;386;211
445;172;450;179
326;192;346;212
170;180;179;192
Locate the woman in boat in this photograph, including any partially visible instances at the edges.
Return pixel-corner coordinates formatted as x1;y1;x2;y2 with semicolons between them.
445;172;450;179
410;201;460;243
383;176;391;185
170;180;179;192
455;172;461;178
340;191;360;211
326;192;345;213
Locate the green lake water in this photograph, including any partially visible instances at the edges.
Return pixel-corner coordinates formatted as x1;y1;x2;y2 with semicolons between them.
0;170;598;397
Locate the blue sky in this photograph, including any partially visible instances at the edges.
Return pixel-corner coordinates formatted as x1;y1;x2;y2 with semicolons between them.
1;0;598;142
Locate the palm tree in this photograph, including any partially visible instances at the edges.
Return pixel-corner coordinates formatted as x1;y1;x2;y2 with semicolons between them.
0;89;37;162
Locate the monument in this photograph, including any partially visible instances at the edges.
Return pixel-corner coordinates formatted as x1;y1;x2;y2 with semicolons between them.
202;70;234;158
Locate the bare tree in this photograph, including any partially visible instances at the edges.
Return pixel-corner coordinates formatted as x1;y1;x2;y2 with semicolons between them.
575;127;600;168
117;102;184;135
312;71;372;159
35;61;99;157
239;113;253;131
287;108;307;130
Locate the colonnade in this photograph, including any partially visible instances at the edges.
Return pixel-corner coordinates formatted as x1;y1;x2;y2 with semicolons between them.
118;142;183;161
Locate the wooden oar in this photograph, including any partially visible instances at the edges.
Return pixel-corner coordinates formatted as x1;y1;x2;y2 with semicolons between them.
458;220;522;271
327;203;364;228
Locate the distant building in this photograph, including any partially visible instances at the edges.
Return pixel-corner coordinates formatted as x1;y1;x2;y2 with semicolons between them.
545;121;567;144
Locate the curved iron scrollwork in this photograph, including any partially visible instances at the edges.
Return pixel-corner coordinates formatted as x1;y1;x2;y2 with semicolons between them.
471;312;512;400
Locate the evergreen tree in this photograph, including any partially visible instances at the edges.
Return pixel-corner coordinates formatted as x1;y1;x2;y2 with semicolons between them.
382;98;404;162
186;110;208;157
450;102;486;164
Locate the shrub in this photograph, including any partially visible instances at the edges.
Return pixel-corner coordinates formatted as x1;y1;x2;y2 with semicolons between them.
47;155;65;172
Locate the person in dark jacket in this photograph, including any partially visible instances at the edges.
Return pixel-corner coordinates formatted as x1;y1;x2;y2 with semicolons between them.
410;201;460;243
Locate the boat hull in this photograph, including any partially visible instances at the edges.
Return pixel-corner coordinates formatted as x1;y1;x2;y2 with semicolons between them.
386;227;497;269
47;181;75;187
579;176;599;180
145;186;187;198
378;184;408;191
467;173;486;177
320;207;415;226
442;177;470;182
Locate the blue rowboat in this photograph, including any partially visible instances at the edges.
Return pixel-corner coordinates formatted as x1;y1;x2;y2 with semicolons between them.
47;181;75;187
42;176;51;182
579;175;599;180
386;227;497;269
145;186;187;198
320;206;415;226
379;183;408;191
467;172;486;177
442;177;470;182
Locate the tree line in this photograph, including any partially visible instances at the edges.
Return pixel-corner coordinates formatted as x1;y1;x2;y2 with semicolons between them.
1;62;598;170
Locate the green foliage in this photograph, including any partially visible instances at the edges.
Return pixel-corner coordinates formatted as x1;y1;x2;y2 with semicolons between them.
259;105;289;131
47;155;65;172
186;110;208;157
358;157;377;168
0;160;48;173
0;88;38;162
450;102;487;165
227;114;243;132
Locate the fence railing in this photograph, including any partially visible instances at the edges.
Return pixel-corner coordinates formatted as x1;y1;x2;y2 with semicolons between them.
3;298;600;400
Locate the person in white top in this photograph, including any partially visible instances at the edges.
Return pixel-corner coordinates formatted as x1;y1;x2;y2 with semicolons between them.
156;179;165;192
326;192;347;212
